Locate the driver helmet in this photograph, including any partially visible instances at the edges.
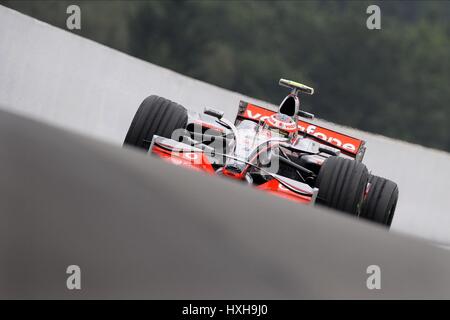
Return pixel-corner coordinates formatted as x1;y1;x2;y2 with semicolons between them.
263;113;298;139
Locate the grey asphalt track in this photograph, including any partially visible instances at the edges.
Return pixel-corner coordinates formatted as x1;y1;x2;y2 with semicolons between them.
1;109;450;299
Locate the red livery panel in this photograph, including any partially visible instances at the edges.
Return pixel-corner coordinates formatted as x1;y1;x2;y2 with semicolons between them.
239;103;364;156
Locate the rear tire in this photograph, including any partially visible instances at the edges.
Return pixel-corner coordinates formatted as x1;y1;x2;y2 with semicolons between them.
124;95;188;151
315;157;369;215
360;175;398;227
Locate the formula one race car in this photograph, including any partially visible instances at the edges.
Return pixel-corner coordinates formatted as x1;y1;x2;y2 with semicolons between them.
123;79;399;227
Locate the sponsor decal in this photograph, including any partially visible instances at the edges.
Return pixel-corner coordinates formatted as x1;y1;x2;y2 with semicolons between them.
243;104;362;154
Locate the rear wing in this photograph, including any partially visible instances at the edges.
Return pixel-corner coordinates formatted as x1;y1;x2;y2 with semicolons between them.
236;101;366;161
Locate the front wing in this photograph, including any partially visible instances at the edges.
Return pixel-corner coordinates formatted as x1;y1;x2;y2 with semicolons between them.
150;136;317;205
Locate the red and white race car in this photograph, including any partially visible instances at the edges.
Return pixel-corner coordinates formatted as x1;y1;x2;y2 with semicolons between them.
124;79;398;227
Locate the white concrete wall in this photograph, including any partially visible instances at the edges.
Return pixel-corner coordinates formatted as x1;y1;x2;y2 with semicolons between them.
1;5;449;244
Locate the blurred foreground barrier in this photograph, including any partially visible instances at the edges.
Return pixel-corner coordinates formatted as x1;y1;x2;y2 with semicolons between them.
1;109;450;299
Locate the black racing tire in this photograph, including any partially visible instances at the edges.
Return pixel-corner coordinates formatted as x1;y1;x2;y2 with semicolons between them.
123;95;188;151
315;157;369;216
360;175;398;227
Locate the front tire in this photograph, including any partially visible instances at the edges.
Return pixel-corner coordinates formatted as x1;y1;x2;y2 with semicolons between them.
315;157;369;216
360;175;398;227
124;95;188;151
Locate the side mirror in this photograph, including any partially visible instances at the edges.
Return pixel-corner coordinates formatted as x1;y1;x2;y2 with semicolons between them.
298;110;314;120
204;108;224;119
